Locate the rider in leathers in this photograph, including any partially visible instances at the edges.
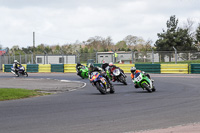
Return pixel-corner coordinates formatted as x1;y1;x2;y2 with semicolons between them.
108;62;126;82
13;60;20;74
88;63;113;88
76;63;84;77
130;67;153;88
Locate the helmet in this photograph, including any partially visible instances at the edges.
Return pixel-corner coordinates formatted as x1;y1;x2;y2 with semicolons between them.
77;63;81;66
109;62;113;67
130;67;136;73
88;63;94;70
14;60;18;63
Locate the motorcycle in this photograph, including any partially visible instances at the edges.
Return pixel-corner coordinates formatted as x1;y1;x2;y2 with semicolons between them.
76;65;88;79
133;72;155;93
11;65;28;77
110;68;127;85
90;71;115;94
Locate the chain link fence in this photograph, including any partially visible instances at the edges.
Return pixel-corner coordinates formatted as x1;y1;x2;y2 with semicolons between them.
1;51;200;70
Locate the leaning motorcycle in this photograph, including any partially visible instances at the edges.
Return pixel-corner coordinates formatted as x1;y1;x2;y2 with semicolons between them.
133;72;155;93
90;71;115;94
111;68;127;85
11;65;28;77
77;66;88;79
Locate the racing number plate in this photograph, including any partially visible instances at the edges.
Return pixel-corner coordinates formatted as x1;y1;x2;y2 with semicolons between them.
135;75;142;82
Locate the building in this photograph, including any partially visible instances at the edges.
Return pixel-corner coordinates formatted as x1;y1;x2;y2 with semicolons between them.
97;51;134;64
36;55;76;64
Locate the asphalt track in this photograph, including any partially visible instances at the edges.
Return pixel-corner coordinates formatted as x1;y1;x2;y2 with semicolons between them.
0;73;200;133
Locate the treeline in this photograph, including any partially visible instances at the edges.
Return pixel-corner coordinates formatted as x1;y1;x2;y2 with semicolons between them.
2;15;200;55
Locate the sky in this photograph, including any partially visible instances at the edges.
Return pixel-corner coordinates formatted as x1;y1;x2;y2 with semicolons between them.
0;0;200;49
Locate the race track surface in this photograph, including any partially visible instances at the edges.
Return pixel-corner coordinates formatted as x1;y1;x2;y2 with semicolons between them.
0;73;200;133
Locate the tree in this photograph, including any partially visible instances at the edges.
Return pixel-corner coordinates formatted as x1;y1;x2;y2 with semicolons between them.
155;15;196;61
116;41;127;51
123;35;138;46
155;15;178;51
195;23;200;50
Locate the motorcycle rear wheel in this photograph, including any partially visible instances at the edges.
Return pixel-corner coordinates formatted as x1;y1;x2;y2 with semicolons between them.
110;86;115;94
119;76;127;85
24;72;28;77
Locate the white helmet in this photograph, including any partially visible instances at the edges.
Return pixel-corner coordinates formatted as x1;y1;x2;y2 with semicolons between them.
130;67;136;73
109;62;113;66
14;60;18;63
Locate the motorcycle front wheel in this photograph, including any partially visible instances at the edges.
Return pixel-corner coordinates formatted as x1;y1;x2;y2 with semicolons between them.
142;83;152;93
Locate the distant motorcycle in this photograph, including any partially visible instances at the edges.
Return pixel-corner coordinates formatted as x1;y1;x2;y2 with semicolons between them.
76;65;88;79
11;65;28;77
108;68;127;85
90;71;115;94
133;72;155;93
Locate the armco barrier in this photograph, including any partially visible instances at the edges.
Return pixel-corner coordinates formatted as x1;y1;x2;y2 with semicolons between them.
135;64;160;73
115;64;135;73
191;64;200;74
4;64;12;72
27;64;38;72
2;64;4;72
64;64;76;73
51;64;64;72
161;64;189;74
38;64;51;72
3;64;27;72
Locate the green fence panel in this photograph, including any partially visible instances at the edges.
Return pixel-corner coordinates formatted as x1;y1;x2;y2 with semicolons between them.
93;63;102;67
51;64;64;72
191;64;200;74
4;64;13;72
135;64;161;73
27;64;38;72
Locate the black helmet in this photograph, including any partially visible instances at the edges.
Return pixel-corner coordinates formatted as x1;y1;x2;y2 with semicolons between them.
88;63;94;70
77;63;81;66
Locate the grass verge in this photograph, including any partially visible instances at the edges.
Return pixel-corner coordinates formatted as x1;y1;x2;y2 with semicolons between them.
0;88;51;101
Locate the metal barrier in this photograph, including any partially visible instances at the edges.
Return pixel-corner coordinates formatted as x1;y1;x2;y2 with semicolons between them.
38;64;51;73
27;64;38;72
115;64;135;73
51;64;64;72
161;64;189;74
135;64;160;73
3;63;200;74
191;64;200;74
64;64;76;73
3;64;12;72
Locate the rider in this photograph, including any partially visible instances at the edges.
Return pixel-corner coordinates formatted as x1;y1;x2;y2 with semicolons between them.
13;60;20;74
130;67;153;88
101;62;109;72
88;63;113;88
108;62;126;82
76;63;84;77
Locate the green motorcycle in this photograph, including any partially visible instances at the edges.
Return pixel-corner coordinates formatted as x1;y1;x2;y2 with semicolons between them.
78;66;89;79
133;72;156;93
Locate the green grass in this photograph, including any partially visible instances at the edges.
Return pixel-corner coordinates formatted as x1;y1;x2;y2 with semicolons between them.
0;88;50;101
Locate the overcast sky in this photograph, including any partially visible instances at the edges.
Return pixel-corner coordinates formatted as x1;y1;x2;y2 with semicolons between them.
0;0;200;48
